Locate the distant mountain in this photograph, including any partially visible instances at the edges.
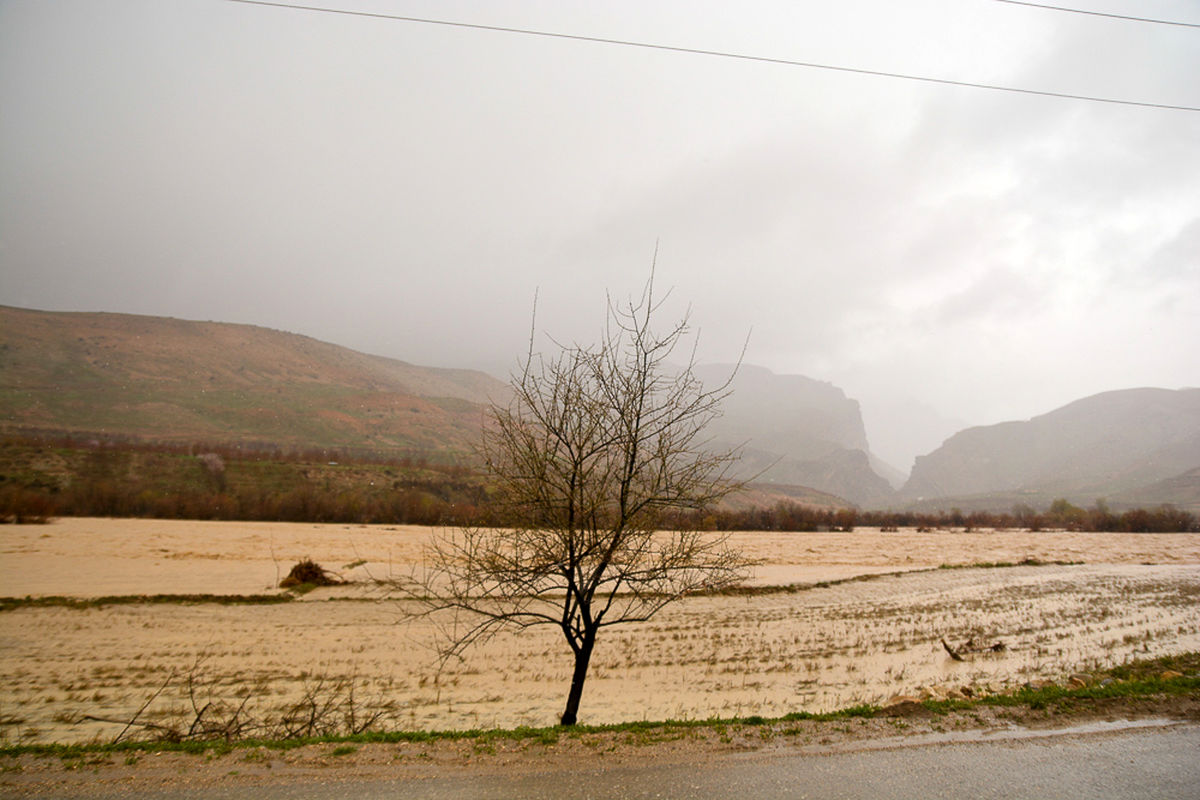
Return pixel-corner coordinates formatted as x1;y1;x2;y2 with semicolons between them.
0;308;894;507
1114;466;1200;511
0;306;508;456
900;388;1200;511
692;364;895;506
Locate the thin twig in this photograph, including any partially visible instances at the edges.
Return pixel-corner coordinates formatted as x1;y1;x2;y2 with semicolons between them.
112;670;175;744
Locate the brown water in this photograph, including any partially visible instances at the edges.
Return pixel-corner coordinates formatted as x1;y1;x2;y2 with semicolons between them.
1;519;1198;743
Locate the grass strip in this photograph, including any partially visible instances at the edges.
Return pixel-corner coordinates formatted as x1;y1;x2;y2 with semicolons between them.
2;652;1194;760
937;558;1082;570
709;558;1085;598
0;594;294;612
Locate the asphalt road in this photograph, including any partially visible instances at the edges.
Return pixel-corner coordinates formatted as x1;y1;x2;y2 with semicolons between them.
46;722;1200;800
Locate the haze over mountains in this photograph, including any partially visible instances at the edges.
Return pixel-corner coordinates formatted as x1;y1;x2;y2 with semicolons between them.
2;306;1197;511
692;364;897;506
901;388;1200;512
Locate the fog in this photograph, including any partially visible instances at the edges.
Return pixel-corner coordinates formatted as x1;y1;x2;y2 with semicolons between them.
2;0;1197;471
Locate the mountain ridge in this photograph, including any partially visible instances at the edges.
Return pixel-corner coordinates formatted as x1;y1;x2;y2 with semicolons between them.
692;363;894;505
0;305;508;456
901;387;1200;511
6;306;1195;512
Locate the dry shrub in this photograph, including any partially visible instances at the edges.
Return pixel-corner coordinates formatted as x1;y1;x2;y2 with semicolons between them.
279;558;344;589
85;661;396;744
0;485;56;524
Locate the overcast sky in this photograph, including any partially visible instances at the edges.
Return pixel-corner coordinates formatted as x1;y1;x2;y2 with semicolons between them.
2;0;1198;469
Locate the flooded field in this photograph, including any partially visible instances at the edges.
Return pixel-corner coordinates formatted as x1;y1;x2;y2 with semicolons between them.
2;518;1198;743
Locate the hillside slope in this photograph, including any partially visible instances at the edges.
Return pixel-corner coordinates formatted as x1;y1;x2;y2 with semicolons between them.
901;387;1200;510
1;307;890;507
0;306;508;456
692;364;894;506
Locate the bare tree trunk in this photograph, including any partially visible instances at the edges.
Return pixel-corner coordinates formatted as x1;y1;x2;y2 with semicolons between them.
560;638;595;726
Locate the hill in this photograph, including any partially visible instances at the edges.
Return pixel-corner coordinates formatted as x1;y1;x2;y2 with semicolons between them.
0;308;889;510
0;306;508;457
692;364;895;506
900;388;1200;511
1113;465;1200;511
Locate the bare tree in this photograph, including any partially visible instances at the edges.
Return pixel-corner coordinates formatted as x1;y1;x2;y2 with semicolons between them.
400;276;750;726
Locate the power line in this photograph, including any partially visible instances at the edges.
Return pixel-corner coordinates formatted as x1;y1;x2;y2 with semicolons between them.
223;0;1200;113
992;0;1200;29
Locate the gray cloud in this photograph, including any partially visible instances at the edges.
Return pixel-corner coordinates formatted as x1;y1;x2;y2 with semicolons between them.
2;0;1198;468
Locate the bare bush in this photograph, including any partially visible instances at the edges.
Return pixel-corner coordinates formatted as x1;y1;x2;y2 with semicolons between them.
279;558;345;589
83;660;396;744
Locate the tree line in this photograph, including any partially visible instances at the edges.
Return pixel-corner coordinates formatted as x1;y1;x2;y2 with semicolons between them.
1;431;473;472
0;434;483;526
668;498;1198;533
1;435;1195;532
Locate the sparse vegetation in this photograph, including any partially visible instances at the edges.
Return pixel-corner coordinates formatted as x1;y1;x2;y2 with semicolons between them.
1;652;1194;757
674;500;1197;533
0;484;55;524
0;435;488;525
4;435;1193;530
0;594;294;612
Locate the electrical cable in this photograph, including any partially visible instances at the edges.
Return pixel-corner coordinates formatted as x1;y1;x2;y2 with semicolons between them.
992;0;1200;29
223;0;1200;113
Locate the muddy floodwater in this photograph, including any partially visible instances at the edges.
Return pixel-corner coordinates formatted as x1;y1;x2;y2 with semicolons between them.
2;518;1198;744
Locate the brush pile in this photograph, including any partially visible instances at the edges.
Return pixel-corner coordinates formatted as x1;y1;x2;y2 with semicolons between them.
279;558;344;589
